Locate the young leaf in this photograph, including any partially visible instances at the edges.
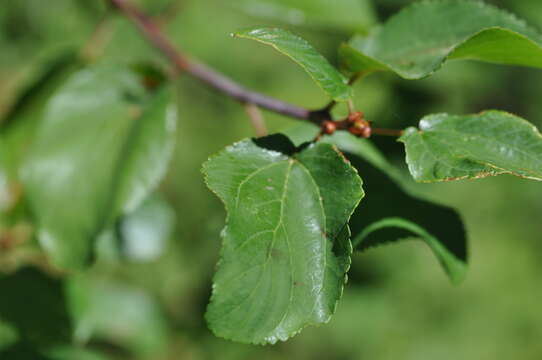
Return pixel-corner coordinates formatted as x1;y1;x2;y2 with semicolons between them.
339;0;542;79
22;66;177;269
203;135;363;344
234;28;352;101
400;111;542;182
282;124;467;283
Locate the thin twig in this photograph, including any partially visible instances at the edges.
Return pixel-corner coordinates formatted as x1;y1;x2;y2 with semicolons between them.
347;99;355;114
244;103;267;137
371;128;404;137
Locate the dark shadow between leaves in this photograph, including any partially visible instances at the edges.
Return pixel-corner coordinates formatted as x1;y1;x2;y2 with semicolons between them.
0;267;73;348
252;133;309;156
346;153;467;270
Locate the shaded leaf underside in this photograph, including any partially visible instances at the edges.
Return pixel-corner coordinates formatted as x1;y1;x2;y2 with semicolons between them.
352;217;466;284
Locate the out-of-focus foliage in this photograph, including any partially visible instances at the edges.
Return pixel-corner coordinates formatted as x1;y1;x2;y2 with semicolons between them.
231;0;376;33
2;0;542;359
22;66;177;269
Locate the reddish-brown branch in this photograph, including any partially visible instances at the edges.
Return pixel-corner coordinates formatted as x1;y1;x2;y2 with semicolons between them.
371;128;404;137
109;0;403;137
109;0;310;120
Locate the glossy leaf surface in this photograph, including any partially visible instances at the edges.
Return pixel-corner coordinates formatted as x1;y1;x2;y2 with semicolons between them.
400;111;542;182
340;0;542;79
203;135;363;344
234;28;352;101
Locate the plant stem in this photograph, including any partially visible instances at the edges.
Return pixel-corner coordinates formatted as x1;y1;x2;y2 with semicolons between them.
244;103;268;136
371;128;404;137
109;0;310;120
109;0;403;137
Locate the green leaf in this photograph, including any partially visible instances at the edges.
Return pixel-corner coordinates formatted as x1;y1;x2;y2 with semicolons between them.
234;28;352;101
66;274;169;355
400;111;542;182
203;135;363;344
232;0;377;33
21;65;177;269
282;123;467;283
339;0;542;79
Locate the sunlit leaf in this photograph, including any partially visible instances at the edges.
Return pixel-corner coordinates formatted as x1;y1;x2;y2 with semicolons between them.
400;111;542;182
203;134;363;344
340;0;542;79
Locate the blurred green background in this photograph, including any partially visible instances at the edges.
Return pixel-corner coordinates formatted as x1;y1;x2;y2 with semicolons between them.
1;0;542;359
